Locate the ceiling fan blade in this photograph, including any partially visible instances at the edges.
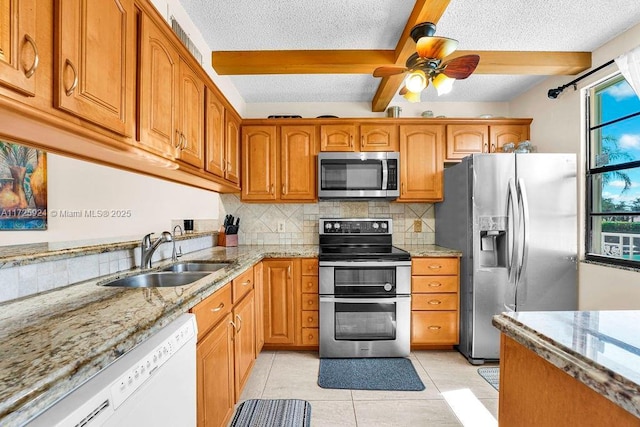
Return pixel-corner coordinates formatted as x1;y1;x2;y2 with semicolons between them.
440;55;480;79
373;65;408;77
415;36;459;60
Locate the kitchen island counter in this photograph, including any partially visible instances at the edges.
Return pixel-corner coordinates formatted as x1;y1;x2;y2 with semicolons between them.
493;310;640;425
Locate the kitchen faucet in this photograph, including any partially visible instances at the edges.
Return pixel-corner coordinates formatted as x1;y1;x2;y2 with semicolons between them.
141;231;173;269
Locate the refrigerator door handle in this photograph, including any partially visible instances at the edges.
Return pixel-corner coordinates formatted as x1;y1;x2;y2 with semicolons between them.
516;178;531;293
506;178;519;285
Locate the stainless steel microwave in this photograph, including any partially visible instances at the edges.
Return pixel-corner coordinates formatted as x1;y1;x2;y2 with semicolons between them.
318;152;399;200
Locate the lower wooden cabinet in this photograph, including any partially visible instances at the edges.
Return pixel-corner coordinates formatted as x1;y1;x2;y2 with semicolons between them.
263;259;297;345
233;289;256;397
411;257;460;347
299;258;319;346
196;312;234;427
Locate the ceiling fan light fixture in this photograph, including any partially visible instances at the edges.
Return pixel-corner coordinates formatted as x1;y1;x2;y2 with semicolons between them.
405;70;427;93
432;73;455;96
403;90;422;103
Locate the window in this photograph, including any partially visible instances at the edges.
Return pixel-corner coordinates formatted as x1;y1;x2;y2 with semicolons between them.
586;74;640;266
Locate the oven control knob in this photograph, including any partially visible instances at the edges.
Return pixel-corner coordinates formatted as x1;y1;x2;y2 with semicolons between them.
325;223;332;230
372;223;379;229
383;283;393;292
381;222;387;229
334;223;341;229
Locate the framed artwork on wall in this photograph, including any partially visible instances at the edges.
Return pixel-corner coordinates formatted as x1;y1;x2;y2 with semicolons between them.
0;141;47;230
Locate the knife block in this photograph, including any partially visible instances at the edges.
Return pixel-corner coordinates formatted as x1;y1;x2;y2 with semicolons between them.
218;232;238;247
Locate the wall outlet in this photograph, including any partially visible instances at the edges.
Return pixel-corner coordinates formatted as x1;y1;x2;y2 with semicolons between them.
414;219;422;233
277;221;286;233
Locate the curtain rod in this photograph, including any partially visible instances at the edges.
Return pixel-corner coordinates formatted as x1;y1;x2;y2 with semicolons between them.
547;59;615;99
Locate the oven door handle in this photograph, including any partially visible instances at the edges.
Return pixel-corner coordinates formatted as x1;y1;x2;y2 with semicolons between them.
320;296;410;304
319;261;411;268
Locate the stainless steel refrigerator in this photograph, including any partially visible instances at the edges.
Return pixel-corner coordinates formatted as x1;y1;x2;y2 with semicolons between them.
435;154;577;364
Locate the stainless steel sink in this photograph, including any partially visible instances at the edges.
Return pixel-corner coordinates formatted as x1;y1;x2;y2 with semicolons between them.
102;272;210;288
161;262;230;273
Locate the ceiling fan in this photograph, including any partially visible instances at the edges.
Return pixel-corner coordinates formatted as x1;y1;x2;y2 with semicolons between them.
373;22;480;101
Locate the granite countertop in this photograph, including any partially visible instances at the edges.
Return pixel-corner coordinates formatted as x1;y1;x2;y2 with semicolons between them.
398;244;461;257
0;242;457;426
493;311;640;419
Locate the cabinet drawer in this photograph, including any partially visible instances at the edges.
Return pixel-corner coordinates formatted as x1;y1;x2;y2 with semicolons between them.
411;311;458;345
191;284;232;340
412;276;458;293
301;328;319;345
412;293;457;311
232;268;254;303
301;258;318;276
412;258;459;275
301;294;318;310
300;276;318;294
301;310;319;328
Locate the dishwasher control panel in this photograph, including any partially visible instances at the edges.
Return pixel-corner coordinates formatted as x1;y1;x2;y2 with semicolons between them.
110;317;196;408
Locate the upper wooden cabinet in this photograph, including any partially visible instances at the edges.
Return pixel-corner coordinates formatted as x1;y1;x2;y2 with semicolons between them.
398;124;444;202
320;122;398;152
242;125;317;202
489;124;530;153
320;123;357;151
446;124;488;160
280;125;317;201
446;121;532;161
0;0;38;97
137;11;178;158
205;89;240;185
175;58;204;168
359;123;399;151
242;125;277;201
224;110;241;184
56;0;135;136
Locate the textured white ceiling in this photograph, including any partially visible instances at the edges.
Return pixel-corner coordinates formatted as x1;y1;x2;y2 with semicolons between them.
178;0;640;105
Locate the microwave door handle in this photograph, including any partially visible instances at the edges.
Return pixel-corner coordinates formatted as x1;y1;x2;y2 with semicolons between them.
381;159;388;190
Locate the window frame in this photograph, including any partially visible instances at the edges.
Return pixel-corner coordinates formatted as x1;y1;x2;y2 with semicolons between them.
585;73;640;268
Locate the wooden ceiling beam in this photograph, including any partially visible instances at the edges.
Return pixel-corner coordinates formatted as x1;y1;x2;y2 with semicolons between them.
448;51;592;75
371;0;452;111
212;50;396;75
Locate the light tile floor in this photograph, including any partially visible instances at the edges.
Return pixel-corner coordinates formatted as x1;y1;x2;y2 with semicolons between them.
237;350;499;427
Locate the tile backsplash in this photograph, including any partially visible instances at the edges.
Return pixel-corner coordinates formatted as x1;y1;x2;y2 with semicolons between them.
219;195;435;246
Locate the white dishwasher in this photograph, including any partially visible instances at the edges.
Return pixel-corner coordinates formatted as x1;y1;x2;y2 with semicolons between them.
26;313;197;427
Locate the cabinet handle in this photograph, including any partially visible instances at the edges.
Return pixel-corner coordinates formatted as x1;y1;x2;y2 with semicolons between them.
230;319;237;339
282;184;286;195
210;302;225;312
491;143;496;153
270;184;274;194
428;300;442;305
308;300;314;306
350;135;353;148
401;183;405;195
287;266;291;279
361;135;364;149
182;134;188;150
242;280;251;286
307;316;313;323
175;130;181;148
483;142;488;153
428;325;442;330
428;282;442;287
23;34;39;78
235;314;242;332
64;59;78;96
428;265;442;270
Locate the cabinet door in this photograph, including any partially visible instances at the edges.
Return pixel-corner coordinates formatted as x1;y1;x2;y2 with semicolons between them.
263;259;296;345
197;313;234;427
489;124;530;153
138;13;178;158
241;125;277;201
0;0;38;97
320;124;357;151
398;125;444;201
254;262;265;354
280;125;317;201
204;87;225;177
224;109;241;184
233;290;256;398
56;0;135;136
360;123;399;151
176;58;204;168
446;124;489;161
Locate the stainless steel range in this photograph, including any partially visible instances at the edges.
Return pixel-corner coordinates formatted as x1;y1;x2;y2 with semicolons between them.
318;218;412;358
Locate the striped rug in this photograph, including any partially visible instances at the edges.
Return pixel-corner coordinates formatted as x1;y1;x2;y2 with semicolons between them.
230;399;311;427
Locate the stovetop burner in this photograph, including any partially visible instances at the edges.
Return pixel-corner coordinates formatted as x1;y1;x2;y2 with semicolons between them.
318;218;410;262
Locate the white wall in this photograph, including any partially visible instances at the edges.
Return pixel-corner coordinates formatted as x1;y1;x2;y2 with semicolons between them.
510;21;640;309
1;154;219;245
